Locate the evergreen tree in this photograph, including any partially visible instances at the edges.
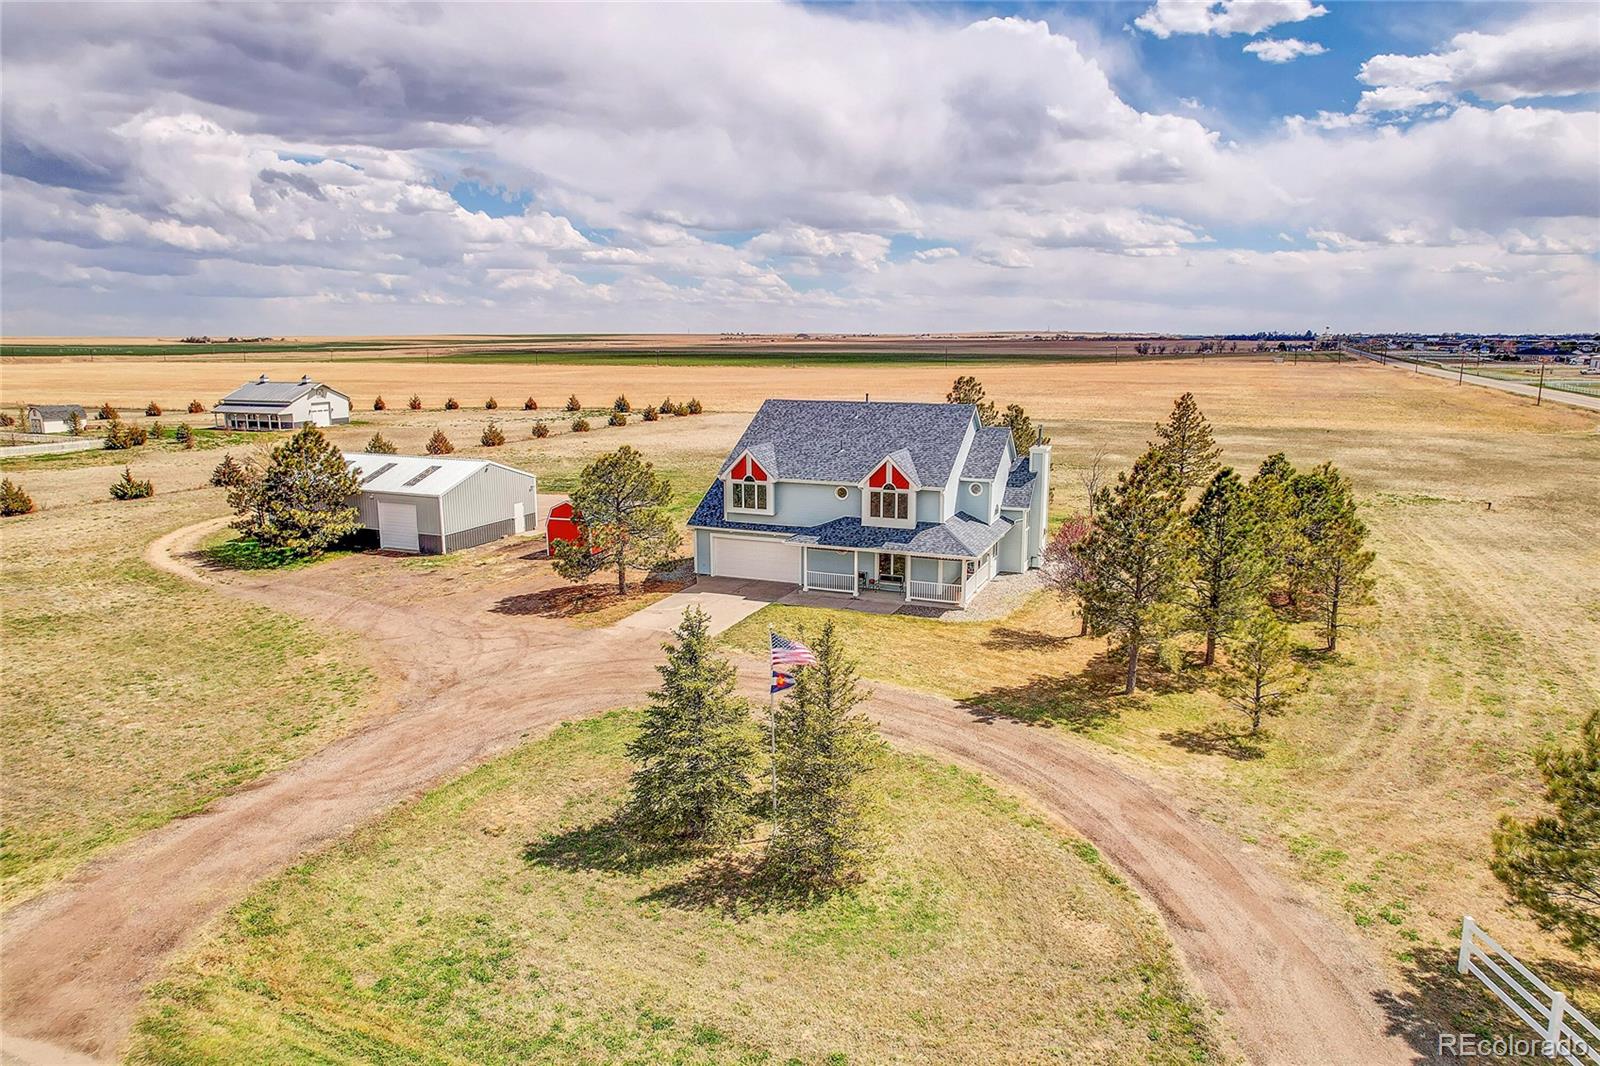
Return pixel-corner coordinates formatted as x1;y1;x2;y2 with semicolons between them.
1491;711;1599;951
407;394;423;410
613;394;632;413
765;622;884;894
946;375;998;425
1295;463;1375;651
1248;453;1304;604
228;425;359;555
0;478;35;516
1078;450;1189;694
1153;392;1222;495
1186;468;1269;665
110;467;154;500
480;420;506;446
67;410;84;436
210;452;250;488
999;403;1045;452
622;606;758;851
551;445;680;593
365;432;398;454
426;428;454;454
1220;607;1298;733
566;394;582;412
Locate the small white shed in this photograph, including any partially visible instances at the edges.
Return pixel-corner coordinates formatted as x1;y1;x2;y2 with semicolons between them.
344;452;537;554
26;404;88;434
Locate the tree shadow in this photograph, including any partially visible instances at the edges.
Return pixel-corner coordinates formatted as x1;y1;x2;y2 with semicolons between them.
522;817;677;876
641;851;834;918
982;625;1072;652
1160;721;1265;761
958;646;1205;732
1373;943;1600;1064
491;575;689;619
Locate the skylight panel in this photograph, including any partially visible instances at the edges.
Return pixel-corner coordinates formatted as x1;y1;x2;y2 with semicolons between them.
360;462;398;485
402;465;442;487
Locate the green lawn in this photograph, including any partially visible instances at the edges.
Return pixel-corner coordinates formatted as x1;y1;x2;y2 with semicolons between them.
0;494;377;907
128;711;1221;1065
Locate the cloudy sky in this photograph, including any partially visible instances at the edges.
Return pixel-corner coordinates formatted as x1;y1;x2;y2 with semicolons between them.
2;1;1597;336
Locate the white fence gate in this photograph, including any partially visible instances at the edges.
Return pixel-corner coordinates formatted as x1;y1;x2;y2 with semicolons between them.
1458;916;1599;1064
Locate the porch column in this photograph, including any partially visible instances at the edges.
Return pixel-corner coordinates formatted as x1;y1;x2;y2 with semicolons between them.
961;565;969;607
801;547;810;592
852;553;859;598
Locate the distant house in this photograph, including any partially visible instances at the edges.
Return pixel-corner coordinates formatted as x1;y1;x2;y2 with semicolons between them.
688;399;1049;608
344;451;537;554
214;374;351;431
25;404;87;434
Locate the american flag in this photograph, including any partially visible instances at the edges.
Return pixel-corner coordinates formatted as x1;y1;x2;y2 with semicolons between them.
770;632;817;669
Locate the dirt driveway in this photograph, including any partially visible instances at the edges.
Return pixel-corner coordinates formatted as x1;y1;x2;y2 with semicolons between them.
1;521;1425;1065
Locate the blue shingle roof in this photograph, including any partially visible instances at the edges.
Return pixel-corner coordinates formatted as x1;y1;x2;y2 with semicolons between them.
690;480;1010;558
960;426;1012;480
716;399;975;485
1002;457;1037;509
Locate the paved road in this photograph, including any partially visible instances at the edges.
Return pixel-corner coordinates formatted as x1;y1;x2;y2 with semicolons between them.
1;521;1426;1065
1347;349;1600;412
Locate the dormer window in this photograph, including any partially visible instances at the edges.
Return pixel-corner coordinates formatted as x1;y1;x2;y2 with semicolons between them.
869;487;907;519
864;458;913;525
727;452;771;513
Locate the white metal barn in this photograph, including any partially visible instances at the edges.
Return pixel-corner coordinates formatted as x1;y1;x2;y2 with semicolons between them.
344;452;538;554
214;374;351;431
25;404;88;434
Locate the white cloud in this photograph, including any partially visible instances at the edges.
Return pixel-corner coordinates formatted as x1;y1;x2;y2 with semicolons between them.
913;246;960;261
1357;12;1600;112
1243;38;1327;64
1134;0;1326;39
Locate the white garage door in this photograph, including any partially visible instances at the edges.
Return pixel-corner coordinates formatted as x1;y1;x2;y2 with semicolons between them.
712;535;799;583
309;402;333;427
377;500;420;552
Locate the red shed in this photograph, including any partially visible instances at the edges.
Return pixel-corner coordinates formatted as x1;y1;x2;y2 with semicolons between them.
546;501;582;548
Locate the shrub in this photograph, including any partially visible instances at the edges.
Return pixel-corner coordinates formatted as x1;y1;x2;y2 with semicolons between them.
373;396;387;411
659;397;673;414
408;394;423;410
531;422;551;439
608;411;627;427
571;418;591;433
228;426;356;555
642;405;659;422
110;467;154;500
174;423;195;448
0;412;14;428
103;420;147;450
687;398;703;415
485;397;498;410
97;402;118;421
565;395;581;412
445;397;460;410
365;432;398;454
523;396;538;410
188;400;205;414
673;402;690;417
211;453;250;488
67;410;84;436
145;401;162;417
0;478;35;516
426;429;454;454
149;421;165;440
481;420;506;447
613;395;631;413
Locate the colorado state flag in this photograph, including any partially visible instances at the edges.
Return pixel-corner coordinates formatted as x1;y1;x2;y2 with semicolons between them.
771;671;796;694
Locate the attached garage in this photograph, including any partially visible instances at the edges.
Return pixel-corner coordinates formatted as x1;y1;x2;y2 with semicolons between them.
710;534;800;583
345;452;537;555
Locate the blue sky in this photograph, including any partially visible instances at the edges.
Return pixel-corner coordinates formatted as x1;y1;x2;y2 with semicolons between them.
2;1;1596;335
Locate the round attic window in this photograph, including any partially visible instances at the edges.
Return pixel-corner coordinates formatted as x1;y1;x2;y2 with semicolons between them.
969;482;982;495
835;486;848;499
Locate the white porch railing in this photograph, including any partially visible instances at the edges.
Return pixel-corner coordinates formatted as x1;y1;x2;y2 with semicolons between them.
804;570;854;593
907;579;962;604
1458;915;1599;1064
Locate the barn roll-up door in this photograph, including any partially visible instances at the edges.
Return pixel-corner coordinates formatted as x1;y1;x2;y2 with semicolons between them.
377;500;420;552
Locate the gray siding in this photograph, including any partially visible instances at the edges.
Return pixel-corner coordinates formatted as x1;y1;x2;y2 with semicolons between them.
957;480;991;520
804;547;854;576
724;480;856;527
915;488;942;523
441;465;537;536
998;512;1027;573
695;530;713;574
444;518;516;552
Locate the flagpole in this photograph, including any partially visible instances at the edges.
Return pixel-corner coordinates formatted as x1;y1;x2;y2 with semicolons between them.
768;625;778;830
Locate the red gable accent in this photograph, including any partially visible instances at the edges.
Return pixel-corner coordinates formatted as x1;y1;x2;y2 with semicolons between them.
870;460;908;489
731;455;748;480
748;457;767;481
730;453;768;481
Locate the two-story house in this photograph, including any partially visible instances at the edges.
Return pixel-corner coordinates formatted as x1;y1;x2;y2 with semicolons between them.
689;399;1050;607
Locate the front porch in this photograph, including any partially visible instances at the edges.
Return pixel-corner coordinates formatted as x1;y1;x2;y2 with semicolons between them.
799;545;997;609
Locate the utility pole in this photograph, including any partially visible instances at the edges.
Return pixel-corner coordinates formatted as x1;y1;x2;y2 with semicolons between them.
1458;355;1465;385
1536;361;1546;406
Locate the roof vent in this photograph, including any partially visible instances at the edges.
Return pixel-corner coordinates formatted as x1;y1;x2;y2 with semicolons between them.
299;374;311;385
258;373;269;383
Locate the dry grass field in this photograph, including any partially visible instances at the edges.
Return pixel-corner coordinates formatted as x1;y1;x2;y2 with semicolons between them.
3;351;1595;1054
126;711;1219;1065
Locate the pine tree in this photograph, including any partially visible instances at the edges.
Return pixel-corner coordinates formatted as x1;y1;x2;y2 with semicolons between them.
765;622;884;894
613;395;631;413
228;425;359;555
407;394;423;410
1295;463;1375;651
365;432;398;454
622;606;758;851
210;452;250;488
110;467;154;500
67;410;84;436
1491;711;1599;951
946;375;998;425
0;478;35;516
373;396;387;411
551;445;680;593
480;420;506;446
426;428;454;454
1186;468;1269;665
566;394;582;412
1079;449;1189;694
999;403;1045;452
1153;392;1221;495
1221;607;1298;733
1248;453;1303;604
523;396;538;411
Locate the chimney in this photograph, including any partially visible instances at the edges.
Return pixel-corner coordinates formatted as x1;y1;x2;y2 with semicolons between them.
1027;443;1051;568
